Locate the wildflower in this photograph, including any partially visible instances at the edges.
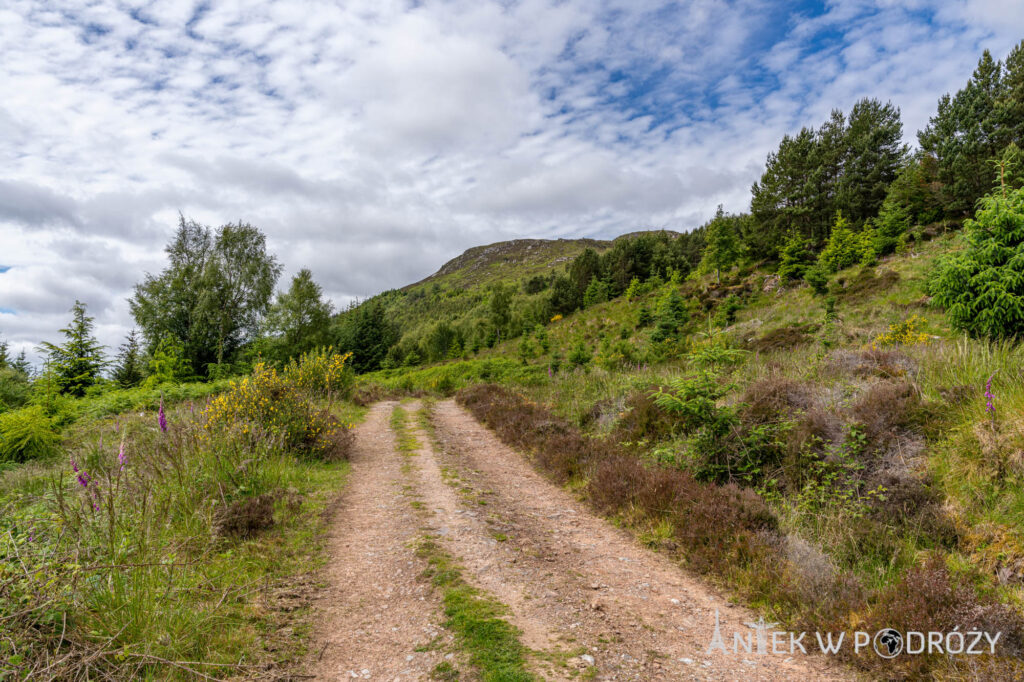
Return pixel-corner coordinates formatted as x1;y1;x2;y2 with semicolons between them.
70;457;79;473
158;396;168;433
985;373;996;415
118;440;127;471
77;470;90;488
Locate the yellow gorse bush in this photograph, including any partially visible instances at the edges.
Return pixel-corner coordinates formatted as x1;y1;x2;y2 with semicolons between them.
283;347;354;398
871;315;931;350
203;361;341;457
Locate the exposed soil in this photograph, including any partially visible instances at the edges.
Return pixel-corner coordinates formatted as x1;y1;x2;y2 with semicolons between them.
307;399;849;681
307;401;454;680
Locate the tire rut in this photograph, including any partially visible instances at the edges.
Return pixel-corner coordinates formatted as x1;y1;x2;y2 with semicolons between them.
401;401;578;681
307;401;452;681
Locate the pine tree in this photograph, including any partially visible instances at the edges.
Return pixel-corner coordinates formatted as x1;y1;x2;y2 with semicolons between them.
568;248;601;310
818;213;872;272
582;276;610;307
145;336;191;385
777;233;815;282
809;109;848;234
0;337;8;369
11;350;31;376
636;304;652;328
112;329;145;388
881;153;945;228
40;300;106;397
567;338;591;368
651;290;688;342
335;299;399;373
933;185;1024;339
873;196;911;256
836;98;908;225
752;128;820;250
999;40;1024;148
698;206;743;282
920;50;1006;216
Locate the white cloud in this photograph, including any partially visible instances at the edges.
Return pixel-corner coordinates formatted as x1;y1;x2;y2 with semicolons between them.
1;0;1022;364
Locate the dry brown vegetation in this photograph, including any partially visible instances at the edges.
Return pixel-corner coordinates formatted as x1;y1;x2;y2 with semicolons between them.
746;323;819;352
457;382;1024;679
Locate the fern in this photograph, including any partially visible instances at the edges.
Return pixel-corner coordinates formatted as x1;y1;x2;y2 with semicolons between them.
0;406;58;462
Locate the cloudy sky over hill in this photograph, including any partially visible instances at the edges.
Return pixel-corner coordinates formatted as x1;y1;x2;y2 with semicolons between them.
1;0;1023;360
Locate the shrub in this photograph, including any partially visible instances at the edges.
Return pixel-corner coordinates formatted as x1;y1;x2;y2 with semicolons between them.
818;212;873;272
282;347;354;399
804;264;830;295
746;324;817;352
612;391;681;447
456;383;778;578
870;315;929;349
0;406;58;462
777;233;815;282
204;363;347;460
838;267;900;302
567;338;591;368
849;381;923;452
863;555;1024;678
0;367;31;412
932;187;1024;339
738;377;812;425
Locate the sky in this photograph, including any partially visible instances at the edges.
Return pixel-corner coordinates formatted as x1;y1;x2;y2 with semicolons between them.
2;0;1023;364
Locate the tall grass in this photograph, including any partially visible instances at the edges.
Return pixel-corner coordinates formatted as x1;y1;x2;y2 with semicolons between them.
0;354;360;679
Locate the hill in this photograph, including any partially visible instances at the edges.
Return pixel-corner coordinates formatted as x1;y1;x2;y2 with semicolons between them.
410;230;684;292
409;237;611;290
359;228;1024;679
340;229;700;371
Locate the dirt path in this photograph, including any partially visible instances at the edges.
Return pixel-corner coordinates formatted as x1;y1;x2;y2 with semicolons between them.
307;401;454;680
308;400;849;681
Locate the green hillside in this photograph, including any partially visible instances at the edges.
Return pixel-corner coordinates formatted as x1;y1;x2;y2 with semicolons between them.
339;229;699;372
360;225;1024;679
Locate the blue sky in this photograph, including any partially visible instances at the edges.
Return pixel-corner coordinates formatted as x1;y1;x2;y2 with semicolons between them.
1;0;1023;361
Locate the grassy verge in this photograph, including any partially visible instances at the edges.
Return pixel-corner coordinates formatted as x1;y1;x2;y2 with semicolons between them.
415;536;534;682
0;359;363;679
360;358;546;400
390;404;535;682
